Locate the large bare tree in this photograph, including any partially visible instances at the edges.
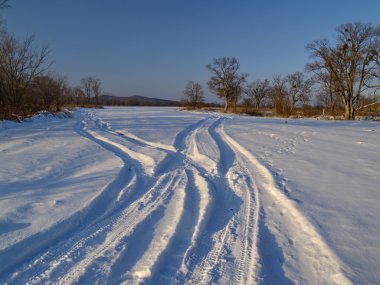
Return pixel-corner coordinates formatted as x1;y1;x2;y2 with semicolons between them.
307;22;380;119
183;81;204;107
206;57;247;112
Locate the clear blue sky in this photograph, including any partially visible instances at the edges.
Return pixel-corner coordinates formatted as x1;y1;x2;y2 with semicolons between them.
2;0;380;102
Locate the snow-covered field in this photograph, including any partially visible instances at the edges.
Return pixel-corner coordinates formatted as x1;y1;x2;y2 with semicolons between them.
0;107;379;285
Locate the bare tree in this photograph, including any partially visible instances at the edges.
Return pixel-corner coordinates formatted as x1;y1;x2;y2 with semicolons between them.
307;22;380;119
314;72;341;114
286;72;313;113
241;97;252;113
183;81;204;107
269;75;288;115
80;76;102;105
80;76;93;102
52;74;66;112
32;75;56;111
31;74;66;112
92;78;101;105
73;87;85;105
245;79;270;110
0;33;50;117
269;72;312;116
323;72;340;113
206;57;247;112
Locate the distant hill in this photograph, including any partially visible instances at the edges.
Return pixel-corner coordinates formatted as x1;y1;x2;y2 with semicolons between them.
100;95;180;106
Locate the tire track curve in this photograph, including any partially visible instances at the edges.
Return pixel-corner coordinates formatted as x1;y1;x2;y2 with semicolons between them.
1;111;208;284
220;120;352;285
183;118;259;285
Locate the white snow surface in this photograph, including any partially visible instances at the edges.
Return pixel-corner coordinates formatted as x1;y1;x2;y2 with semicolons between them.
0;106;379;285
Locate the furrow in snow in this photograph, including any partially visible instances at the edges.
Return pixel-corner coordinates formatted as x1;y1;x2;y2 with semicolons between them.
118;129;176;152
118;118;215;284
2;111;163;283
120;170;187;284
197;118;259;285
177;168;211;280
49;172;178;285
63;113;212;285
0;117;136;280
190;219;236;284
92;112;175;153
226;166;260;285
214;118;261;285
185;118;244;284
153;117;209;176
175;119;218;280
220;123;353;285
84;124;155;176
186;121;217;175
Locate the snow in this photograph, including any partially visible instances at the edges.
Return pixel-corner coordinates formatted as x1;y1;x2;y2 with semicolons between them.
0;106;379;284
224;116;380;284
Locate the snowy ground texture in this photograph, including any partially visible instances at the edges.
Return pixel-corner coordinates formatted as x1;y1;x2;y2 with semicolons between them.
0;107;379;285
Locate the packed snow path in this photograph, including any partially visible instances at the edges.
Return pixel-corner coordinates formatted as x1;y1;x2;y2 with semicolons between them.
1;107;377;284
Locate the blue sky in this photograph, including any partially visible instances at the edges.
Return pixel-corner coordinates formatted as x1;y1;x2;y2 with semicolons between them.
2;0;380;102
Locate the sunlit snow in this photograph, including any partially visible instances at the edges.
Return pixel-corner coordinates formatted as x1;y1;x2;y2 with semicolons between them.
1;107;379;284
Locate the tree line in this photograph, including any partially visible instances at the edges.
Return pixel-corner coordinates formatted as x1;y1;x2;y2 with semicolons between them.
1;2;379;122
183;22;380;120
0;2;103;120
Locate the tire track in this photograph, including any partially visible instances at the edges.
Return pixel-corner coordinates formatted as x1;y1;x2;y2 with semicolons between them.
0;114;136;281
55;172;181;285
185;118;246;284
119;117;215;284
220;121;352;285
216;120;260;285
2;112;150;284
226;167;259;285
82;116;156;176
176;168;212;283
119;171;187;284
205;118;259;285
49;113;210;284
2;112;208;284
91;112;175;153
1;109;356;284
64;112;211;284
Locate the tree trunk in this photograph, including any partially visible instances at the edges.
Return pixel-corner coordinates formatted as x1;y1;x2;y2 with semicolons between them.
344;99;355;120
224;98;229;112
55;96;61;112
